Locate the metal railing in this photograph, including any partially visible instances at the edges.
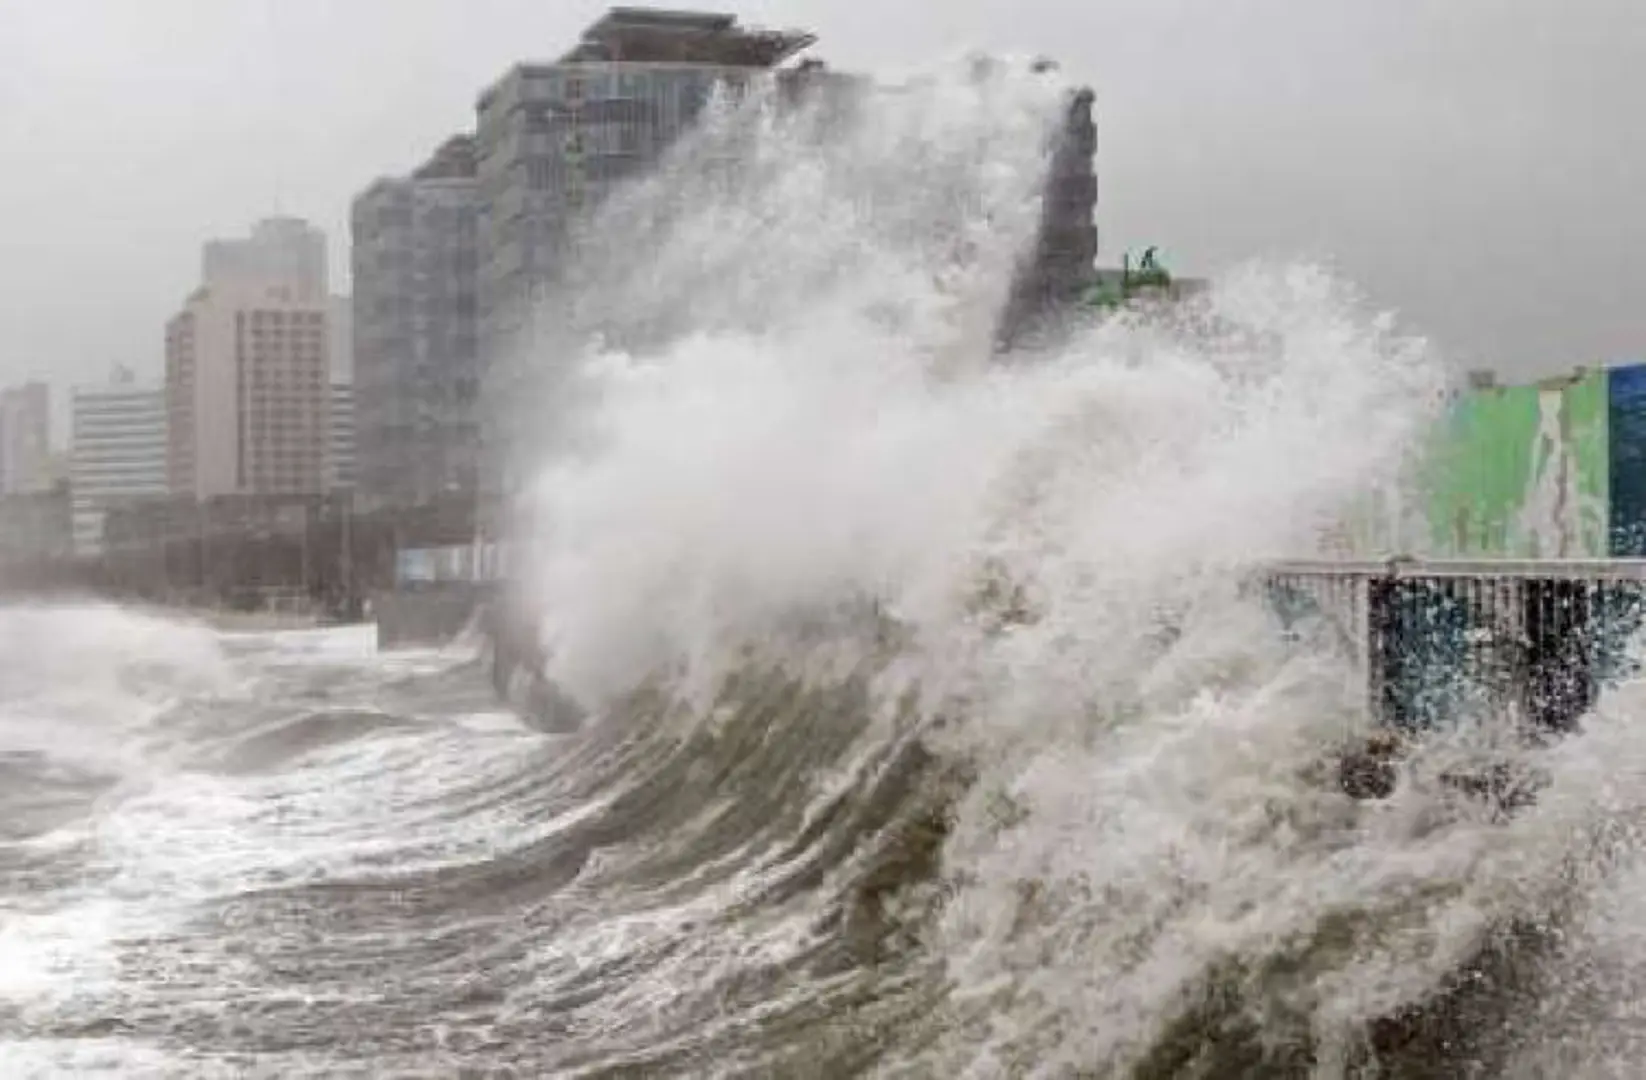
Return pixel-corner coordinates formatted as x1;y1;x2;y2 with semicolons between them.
1260;558;1646;733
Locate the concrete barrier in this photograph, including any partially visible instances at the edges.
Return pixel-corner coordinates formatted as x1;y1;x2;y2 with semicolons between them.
373;582;494;650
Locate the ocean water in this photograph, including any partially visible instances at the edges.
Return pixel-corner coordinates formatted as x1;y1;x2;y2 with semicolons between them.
5;59;1646;1078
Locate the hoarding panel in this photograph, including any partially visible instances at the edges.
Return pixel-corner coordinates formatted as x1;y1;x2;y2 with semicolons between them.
1421;370;1607;558
1561;368;1609;555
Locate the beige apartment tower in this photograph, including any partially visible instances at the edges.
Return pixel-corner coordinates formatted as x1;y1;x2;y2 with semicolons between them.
167;284;329;499
167;217;333;499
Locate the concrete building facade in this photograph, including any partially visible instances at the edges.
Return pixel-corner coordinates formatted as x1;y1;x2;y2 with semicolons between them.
0;382;52;496
997;81;1100;347
472;8;817;507
328;381;355;492
69;368;168;556
350;134;480;510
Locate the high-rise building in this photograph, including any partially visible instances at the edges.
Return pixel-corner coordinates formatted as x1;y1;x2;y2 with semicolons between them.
0;382;52;495
472;8;817;506
350;134;479;510
457;9;1096;517
203;217;329;302
69;367;168;556
327;382;355;492
473;9;814;372
166;220;331;500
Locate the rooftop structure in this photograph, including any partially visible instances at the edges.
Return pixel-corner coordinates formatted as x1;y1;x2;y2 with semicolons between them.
203;217;328;301
559;7;816;66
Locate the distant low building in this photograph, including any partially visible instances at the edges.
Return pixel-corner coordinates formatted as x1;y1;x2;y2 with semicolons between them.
99;489;393;609
70;367;169;557
0;382;52;495
0;483;72;566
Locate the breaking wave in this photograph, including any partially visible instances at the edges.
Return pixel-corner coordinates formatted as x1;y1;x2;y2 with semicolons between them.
4;57;1646;1079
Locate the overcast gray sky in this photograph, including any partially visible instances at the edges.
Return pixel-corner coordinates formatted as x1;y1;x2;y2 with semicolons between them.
4;0;1643;412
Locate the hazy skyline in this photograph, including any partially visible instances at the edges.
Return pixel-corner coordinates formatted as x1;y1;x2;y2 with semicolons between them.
4;0;1642;400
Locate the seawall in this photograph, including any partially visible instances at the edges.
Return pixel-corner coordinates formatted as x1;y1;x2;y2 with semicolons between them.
373;582;494;650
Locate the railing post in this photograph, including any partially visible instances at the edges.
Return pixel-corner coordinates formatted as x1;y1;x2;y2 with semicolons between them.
1366;572;1395;729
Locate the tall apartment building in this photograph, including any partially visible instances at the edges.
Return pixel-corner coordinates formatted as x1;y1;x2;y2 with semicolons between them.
447;8;1095;516
350;134;479;510
998;84;1100;347
473;9;816;360
327;381;355;492
473;8;816;503
69;367;168;556
167;219;331;499
0;382;51;495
